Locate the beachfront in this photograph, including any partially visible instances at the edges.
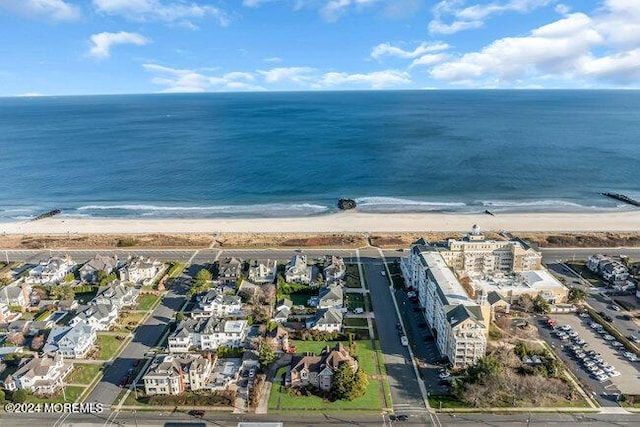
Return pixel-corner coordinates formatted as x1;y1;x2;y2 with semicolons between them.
1;211;639;235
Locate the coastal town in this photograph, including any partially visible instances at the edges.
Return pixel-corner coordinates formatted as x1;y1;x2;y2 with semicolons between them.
0;226;638;426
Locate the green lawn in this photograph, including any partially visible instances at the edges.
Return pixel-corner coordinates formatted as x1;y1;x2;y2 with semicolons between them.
96;334;127;360
428;394;470;409
344;317;369;327
270;340;384;411
564;261;605;286
136;294;160;311
26;386;85;404
67;363;103;384
345;264;363;288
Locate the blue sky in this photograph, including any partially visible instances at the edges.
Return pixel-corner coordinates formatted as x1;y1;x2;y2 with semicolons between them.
0;0;639;95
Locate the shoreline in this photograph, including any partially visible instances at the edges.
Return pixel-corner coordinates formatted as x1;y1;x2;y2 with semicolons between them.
1;211;639;235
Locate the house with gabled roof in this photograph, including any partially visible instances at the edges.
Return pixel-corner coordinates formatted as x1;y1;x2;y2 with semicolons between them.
118;256;163;284
248;259;277;284
43;321;96;359
70;303;118;331
93;283;139;310
273;298;293;323
0;283;32;310
191;289;242;319
3;354;73;395
323;255;346;284
306;307;343;332
317;284;343;309
143;353;215;396
285;255;312;284
286;343;357;391
79;255;120;283
168;318;248;353
218;257;244;285
26;255;76;285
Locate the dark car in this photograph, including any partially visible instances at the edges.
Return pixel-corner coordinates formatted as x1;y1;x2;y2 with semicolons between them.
189;410;205;418
119;375;129;388
390;414;409;421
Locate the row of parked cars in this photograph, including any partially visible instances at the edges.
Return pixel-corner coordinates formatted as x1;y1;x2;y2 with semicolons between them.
585;317;639;363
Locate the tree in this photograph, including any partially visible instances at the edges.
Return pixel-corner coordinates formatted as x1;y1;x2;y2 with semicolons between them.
567;287;588;304
7;332;25;346
63;272;75;283
0;276;11;287
189;268;212;296
51;284;75;301
519;294;534;312
95;270;108;284
533;295;551;314
100;272;117;286
30;334;45;351
11;389;28;403
175;312;185;322
0;388;5;402
257;338;277;367
194;268;212;283
332;363;367;401
262;284;276;304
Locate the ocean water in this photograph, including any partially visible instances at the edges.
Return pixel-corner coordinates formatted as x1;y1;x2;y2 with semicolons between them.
0;90;639;220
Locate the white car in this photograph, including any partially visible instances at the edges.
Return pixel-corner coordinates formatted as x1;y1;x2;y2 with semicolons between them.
400;336;409;346
407;291;416;298
579;312;590;318
560;325;572;331
381;271;386;276
608;371;621;377
602;365;615;373
611;341;624;348
438;371;451;379
603;334;615;341
595;374;609;382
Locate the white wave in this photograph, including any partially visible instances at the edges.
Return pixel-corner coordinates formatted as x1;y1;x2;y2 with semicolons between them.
481;200;587;208
355;197;466;207
76;203;329;214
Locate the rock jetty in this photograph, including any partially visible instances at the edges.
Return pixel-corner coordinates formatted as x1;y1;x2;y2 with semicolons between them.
338;198;357;210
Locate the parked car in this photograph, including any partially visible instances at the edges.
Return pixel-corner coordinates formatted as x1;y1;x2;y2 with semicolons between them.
628;335;639;343
390;414;409;421
609;305;621;312
189;410;205;418
400;336;409;346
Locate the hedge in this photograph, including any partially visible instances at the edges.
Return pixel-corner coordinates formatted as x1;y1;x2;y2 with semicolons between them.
586;307;640;356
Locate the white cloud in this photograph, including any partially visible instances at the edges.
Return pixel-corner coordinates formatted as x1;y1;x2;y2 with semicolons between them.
92;0;229;27
263;56;283;63
321;0;379;22
242;0;280;6
16;92;45;97
317;69;411;88
371;41;449;60
429;2;640;87
143;63;264;92
410;53;449;68
429;0;554;35
89;32;149;59
258;67;316;84
0;0;80;21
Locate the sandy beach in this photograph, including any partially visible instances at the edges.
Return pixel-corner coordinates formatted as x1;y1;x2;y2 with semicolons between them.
1;211;639;235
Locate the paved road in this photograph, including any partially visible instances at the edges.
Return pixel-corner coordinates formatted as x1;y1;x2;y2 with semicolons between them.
541;247;640;264
2;248;197;264
359;250;427;416
0;409;637;427
85;277;190;406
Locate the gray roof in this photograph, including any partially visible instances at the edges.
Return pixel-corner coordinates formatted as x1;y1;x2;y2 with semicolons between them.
313;308;343;325
487;291;507;306
43;322;94;353
445;304;484;329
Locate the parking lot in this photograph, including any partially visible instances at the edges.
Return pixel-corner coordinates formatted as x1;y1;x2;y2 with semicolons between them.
542;313;640;397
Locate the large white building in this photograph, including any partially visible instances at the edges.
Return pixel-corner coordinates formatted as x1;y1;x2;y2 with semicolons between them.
3;354;73;395
143;353;214;396
26;255;76;285
401;245;488;368
285;255;312;284
168;318;247;353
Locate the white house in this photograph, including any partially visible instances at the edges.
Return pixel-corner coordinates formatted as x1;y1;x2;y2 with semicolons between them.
26;255;76;285
118;256;164;284
79;255;120;283
93;283;139;311
248;259;277;284
285;255;312;284
168;318;248;353
0;283;32;310
3;354;73;395
42;321;97;359
323;256;346;283
317;284;344;309
191;290;242;319
306;308;343;332
143;353;215;396
70;303;118;331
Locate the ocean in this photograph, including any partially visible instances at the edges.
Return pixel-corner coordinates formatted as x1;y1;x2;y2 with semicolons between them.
0;90;639;220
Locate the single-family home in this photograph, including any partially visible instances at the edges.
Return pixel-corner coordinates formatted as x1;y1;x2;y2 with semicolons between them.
143;353;215;396
0;283;32;310
70;303;118;331
323;256;346;284
273;299;293;323
191;289;242;319
306;308;343;332
0;302;20;324
247;259;277;284
287;343;357;391
218;257;244;285
210;358;242;391
118;256;164;284
168;318;248;353
26;255;76;285
317;285;344;309
93;283;139;310
42;321;96;359
285;255;312;284
79;255;120;283
3;354;73;395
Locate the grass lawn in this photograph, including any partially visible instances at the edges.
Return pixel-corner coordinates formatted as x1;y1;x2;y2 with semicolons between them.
564;261;605;286
428;394;470;409
96;334;127;360
386;263;406;288
136;294;160;311
345;264;363;288
67;363;103;384
116;311;146;331
26;386;85;404
344;317;369;327
345;293;372;312
288;292;315;306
